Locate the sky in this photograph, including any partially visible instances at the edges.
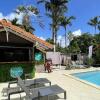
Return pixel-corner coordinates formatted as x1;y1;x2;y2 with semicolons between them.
0;0;100;46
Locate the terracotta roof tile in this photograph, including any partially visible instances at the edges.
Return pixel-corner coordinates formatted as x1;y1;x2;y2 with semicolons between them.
0;19;53;49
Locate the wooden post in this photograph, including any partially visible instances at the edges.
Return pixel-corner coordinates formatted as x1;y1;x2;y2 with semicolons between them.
5;28;9;42
32;44;35;62
43;53;46;64
6;32;9;42
29;48;31;61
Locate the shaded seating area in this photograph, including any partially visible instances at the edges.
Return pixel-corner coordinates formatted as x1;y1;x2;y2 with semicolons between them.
0;19;53;82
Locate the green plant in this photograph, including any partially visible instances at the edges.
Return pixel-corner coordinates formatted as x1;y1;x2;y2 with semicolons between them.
65;64;71;70
35;60;44;65
88;16;100;34
94;46;100;64
0;62;35;82
87;58;94;66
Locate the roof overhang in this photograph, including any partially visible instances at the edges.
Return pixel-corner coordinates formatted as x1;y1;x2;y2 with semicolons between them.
0;19;53;51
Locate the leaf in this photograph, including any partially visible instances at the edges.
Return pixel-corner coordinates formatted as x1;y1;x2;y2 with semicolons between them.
17;5;26;12
98;25;100;31
37;0;46;4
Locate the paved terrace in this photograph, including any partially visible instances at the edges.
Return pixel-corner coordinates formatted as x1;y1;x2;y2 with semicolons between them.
0;66;100;100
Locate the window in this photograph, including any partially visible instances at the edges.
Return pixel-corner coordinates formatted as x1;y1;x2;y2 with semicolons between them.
0;48;29;62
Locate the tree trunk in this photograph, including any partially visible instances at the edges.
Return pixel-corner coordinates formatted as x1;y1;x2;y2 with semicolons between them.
51;23;56;52
65;28;67;47
52;28;54;40
53;34;56;52
53;28;57;52
95;26;96;34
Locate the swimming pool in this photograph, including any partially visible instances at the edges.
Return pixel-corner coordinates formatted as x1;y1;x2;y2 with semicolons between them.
72;71;100;86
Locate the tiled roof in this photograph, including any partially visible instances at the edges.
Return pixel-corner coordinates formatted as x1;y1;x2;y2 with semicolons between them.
0;19;53;49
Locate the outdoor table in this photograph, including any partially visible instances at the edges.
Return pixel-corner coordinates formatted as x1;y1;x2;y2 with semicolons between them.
38;85;66;100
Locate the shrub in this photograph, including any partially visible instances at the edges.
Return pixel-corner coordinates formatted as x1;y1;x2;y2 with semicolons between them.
0;62;35;82
87;58;94;67
95;47;100;64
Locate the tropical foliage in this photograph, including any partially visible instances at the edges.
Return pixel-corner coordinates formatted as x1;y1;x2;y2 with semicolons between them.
10;5;40;33
88;16;100;34
38;0;69;51
69;33;95;53
15;5;39;33
10;3;100;65
46;32;100;61
0;63;35;82
46;38;54;44
11;18;20;26
60;16;75;47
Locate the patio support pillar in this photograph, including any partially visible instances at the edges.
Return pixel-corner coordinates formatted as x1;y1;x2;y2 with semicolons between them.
29;48;31;61
43;53;46;64
32;44;35;61
4;28;9;42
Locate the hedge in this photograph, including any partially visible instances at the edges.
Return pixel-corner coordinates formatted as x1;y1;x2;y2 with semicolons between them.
0;62;35;82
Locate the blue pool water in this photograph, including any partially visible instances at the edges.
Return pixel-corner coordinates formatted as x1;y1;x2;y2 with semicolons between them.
72;71;100;86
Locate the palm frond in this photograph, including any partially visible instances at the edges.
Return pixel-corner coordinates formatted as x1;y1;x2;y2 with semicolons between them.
28;6;39;15
98;25;100;31
17;5;26;12
46;13;52;18
37;0;46;4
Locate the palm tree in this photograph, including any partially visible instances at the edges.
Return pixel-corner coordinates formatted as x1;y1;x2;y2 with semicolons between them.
15;5;39;33
38;0;68;51
98;25;100;34
88;16;100;34
97;19;100;34
60;16;75;47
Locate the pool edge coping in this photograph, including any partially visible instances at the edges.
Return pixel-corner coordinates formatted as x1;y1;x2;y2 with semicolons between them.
64;71;100;90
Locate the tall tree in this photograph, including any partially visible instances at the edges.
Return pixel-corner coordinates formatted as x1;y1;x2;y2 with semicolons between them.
69;33;95;53
94;34;100;44
38;0;69;51
15;5;39;33
97;20;100;33
60;16;75;47
88;16;100;34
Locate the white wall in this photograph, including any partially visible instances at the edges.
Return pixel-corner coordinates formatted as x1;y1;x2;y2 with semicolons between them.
46;52;61;65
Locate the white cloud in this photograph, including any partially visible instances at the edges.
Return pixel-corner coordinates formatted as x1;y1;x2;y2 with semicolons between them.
72;29;82;36
0;13;4;19
57;29;82;47
6;13;16;20
38;36;46;40
57;35;69;47
0;12;23;24
15;13;23;24
57;35;62;43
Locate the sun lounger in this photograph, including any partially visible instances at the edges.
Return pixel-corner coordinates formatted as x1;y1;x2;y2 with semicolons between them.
7;87;24;100
2;85;24;100
8;78;51;88
70;61;86;69
2;78;51;100
17;76;66;100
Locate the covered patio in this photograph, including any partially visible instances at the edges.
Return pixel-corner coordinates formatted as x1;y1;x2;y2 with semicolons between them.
0;19;53;82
